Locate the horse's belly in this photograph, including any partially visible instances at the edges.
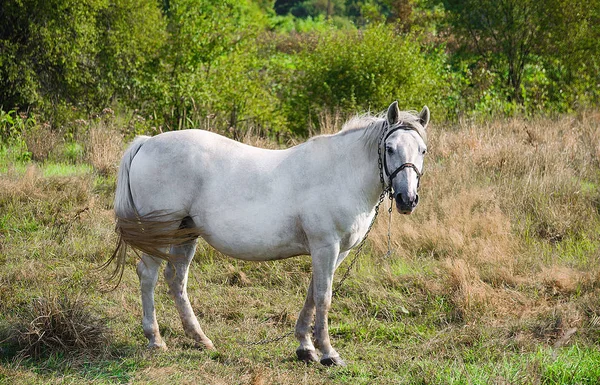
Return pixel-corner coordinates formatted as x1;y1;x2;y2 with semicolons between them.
199;213;309;261
203;233;308;261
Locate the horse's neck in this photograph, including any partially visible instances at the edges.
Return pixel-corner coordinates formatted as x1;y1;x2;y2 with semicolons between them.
324;127;383;205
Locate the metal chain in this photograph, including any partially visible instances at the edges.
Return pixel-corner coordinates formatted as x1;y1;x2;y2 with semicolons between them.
384;192;394;258
244;122;393;346
334;120;392;293
333;186;390;294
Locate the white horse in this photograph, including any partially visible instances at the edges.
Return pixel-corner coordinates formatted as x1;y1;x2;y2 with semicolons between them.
110;101;429;366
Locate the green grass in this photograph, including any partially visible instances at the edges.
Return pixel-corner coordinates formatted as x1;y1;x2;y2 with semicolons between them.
2;337;598;384
41;163;93;178
1;114;600;384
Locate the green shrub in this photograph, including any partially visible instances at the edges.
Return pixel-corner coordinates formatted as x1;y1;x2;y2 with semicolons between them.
138;0;289;136
63;143;84;163
0;0;166;125
284;24;451;134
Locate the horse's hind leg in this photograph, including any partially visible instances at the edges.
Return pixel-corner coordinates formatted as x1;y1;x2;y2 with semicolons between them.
136;254;166;349
164;240;215;350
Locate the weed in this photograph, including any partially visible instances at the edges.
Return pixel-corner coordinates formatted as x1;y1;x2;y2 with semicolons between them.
84;119;123;176
63;142;84;163
8;295;110;359
23;123;58;162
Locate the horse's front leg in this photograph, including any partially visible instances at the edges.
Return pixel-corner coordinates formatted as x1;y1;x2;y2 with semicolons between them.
295;277;319;363
296;249;350;364
311;244;346;366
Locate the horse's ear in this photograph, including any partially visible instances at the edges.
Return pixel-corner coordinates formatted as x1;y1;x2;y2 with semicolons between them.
386;101;400;125
419;106;430;129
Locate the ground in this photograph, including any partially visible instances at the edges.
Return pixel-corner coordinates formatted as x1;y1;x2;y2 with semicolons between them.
1;113;600;384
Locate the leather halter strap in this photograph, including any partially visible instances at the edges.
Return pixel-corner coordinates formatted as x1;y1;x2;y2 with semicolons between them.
387;162;422;182
381;124;425;188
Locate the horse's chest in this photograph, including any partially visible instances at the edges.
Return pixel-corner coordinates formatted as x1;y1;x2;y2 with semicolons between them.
337;211;375;252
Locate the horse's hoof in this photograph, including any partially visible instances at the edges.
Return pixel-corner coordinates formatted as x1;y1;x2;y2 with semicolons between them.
148;342;167;351
296;348;319;363
203;342;216;351
320;356;346;367
193;339;216;351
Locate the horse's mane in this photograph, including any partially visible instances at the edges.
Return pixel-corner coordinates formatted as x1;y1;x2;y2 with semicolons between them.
338;110;426;150
304;109;426;158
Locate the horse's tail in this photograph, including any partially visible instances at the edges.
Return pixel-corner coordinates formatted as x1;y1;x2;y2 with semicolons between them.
114;135;149;221
100;135;150;289
102;135;201;290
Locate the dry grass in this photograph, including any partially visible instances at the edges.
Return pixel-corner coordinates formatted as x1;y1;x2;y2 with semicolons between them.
84;118;124;176
1;111;600;383
23;123;59;162
10;296;110;359
368;112;600;332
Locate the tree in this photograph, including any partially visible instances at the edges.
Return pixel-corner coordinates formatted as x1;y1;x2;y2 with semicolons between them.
151;0;283;132
442;0;545;103
540;0;600;107
0;0;104;109
0;0;165;115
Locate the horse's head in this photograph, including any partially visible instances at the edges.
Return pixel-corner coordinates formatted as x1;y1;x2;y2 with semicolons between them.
382;101;429;215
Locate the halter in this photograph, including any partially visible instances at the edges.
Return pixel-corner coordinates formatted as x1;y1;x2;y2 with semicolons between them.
378;122;425;191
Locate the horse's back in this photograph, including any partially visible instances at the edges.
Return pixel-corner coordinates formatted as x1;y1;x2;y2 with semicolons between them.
126;129;311;259
128;129;281;211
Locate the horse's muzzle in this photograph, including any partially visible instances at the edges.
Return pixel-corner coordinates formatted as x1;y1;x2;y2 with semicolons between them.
395;193;419;215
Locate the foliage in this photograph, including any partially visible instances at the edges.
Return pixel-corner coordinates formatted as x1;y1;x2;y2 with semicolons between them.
96;0;167;107
442;0;546;103
441;0;600;114
141;0;288;134
285;25;450;133
0;0;599;138
0;0;165;121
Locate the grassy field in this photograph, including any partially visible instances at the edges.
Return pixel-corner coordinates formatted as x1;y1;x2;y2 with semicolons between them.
1;112;600;384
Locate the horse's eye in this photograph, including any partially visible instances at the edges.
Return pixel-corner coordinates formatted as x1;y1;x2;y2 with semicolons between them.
422;149;427;155
386;147;394;154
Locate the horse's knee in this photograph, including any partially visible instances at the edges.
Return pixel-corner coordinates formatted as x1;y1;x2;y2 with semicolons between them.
163;262;176;283
313;292;332;309
137;260;159;289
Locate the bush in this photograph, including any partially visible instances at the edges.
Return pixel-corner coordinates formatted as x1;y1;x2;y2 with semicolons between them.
284;24;451;134
136;0;289;136
0;0;165;124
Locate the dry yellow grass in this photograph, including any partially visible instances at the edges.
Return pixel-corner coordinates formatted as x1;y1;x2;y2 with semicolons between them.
85;119;123;176
367;112;600;332
1;111;600;384
23;123;59;162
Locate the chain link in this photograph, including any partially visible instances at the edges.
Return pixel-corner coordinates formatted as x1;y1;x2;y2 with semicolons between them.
385;192;394;258
333;186;390;294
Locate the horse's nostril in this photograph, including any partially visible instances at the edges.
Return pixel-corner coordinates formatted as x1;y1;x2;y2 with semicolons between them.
414;194;419;206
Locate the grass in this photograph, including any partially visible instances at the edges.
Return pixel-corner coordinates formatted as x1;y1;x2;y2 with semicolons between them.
1;112;600;384
42;163;93;178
